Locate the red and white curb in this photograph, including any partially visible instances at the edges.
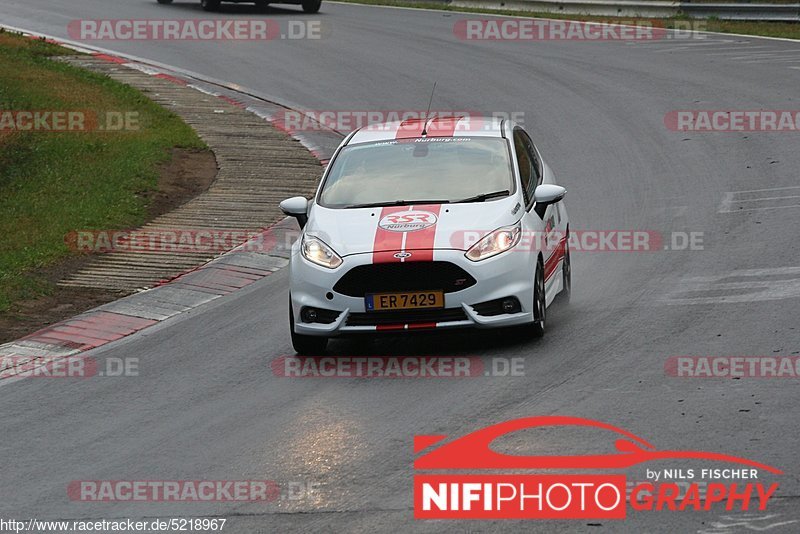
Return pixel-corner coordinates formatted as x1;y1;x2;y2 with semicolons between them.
0;27;336;380
0;219;300;380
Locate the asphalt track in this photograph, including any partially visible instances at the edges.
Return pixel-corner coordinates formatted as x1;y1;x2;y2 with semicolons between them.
1;1;799;531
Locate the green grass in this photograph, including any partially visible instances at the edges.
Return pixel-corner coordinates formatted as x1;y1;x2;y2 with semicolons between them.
334;0;800;40
0;30;206;313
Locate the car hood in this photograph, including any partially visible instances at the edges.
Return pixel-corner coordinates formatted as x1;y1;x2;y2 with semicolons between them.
305;197;522;257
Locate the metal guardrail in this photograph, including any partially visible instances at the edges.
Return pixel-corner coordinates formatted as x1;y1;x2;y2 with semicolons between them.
451;0;678;18
681;3;800;21
447;0;800;21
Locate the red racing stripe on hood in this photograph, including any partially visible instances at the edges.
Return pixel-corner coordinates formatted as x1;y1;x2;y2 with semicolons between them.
372;205;442;263
401;204;442;262
373;206;410;264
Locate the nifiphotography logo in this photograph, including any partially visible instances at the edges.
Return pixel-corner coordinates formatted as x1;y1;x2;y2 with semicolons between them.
413;416;782;520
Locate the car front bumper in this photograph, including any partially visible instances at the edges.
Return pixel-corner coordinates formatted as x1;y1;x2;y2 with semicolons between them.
289;247;536;336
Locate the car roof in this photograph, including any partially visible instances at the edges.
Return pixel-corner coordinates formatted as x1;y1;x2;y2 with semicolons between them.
347;115;506;145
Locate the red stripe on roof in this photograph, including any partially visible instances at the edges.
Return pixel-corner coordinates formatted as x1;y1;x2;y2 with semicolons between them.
424;116;461;137
395;119;426;139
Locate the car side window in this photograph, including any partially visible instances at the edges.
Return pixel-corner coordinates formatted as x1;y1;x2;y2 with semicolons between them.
513;129;533;205
523;132;543;187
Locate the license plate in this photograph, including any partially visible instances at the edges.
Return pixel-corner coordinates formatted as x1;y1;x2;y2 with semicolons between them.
365;290;444;311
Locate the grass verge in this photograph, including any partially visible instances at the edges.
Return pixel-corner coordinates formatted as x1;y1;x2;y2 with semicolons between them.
0;30;206;315
334;0;800;40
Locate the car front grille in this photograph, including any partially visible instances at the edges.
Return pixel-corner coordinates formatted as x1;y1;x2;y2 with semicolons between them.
333;261;476;297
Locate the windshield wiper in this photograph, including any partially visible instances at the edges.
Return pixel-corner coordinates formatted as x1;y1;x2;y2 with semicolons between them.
343;199;451;209
454;190;511;204
342;190;510;209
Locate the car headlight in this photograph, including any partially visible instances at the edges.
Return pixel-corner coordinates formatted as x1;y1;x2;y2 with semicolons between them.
465;221;522;262
301;234;343;269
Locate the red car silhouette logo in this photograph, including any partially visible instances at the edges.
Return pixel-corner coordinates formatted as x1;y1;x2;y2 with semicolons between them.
414;416;782;474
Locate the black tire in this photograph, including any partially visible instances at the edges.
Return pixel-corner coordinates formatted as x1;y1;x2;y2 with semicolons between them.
531;260;546;338
301;0;322;13
560;243;571;304
289;299;328;355
157;0;173;4
201;0;221;11
255;0;270;7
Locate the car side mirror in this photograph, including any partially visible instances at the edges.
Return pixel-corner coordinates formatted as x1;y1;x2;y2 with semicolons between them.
533;184;566;218
279;196;309;228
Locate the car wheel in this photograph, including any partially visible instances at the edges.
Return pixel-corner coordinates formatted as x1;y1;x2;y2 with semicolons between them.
531;259;546;338
289;298;328;355
301;0;322;13
157;0;174;4
560;242;571;304
201;0;221;11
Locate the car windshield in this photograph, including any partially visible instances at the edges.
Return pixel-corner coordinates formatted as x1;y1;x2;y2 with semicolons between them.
318;137;514;208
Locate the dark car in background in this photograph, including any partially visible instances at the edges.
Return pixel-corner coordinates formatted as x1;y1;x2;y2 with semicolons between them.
157;0;322;14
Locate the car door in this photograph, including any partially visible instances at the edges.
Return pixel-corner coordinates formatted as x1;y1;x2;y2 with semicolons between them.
523;129;566;297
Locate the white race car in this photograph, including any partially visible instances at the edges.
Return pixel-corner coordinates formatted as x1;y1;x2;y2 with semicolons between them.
280;116;569;354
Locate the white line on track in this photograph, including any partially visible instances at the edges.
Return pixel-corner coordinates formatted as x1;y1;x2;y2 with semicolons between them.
662;266;800;304
718;186;800;213
725;185;800;194
701;47;775;54
720;204;800;213
728;53;800;60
